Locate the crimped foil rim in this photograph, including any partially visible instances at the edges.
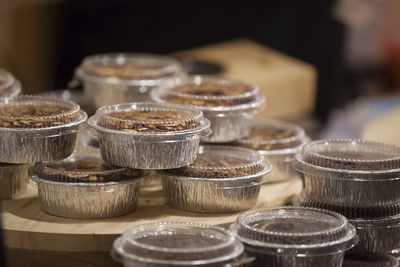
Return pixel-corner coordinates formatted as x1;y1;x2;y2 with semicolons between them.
0;95;80;121
0;110;87;133
302;138;400;169
349;212;400;228
159;162;271;183
344;254;399;267
88;114;211;137
96;102;203;126
30;172;145;187
180;145;264;172
237;120;306;146
294;151;400;178
114;221;244;265
162;75;260;101
78;53;181;80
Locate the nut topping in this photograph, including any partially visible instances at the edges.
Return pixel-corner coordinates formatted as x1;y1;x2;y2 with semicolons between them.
238;127;302;150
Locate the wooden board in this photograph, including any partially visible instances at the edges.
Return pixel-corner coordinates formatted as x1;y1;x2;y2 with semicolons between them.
362;107;400;146
170;39;317;119
1;177;302;253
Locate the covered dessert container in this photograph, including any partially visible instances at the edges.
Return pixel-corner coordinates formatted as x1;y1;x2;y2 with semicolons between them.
112;221;245;267
294;139;400;207
76;53;184;106
230;206;358;267
152;75;265;142
158;145;271;213
0;68;21;102
0;95;87;163
235;119;309;182
29;153;147;219
88;102;210;169
0;163;30;200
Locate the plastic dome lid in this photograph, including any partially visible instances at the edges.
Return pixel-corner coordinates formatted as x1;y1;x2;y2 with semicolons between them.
236;120;308;153
80;53;182;81
113;221;244;265
300;139;400;172
0;68;21;101
230;206;357;255
163;145;271;179
343;254;399;267
152;75;265;112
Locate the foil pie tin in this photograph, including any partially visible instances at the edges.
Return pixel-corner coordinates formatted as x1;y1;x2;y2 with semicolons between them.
76;53;184;106
297;194;400;254
0;163;30;200
152;75;265;143
0;68;21;102
0;95;87;163
112;221;245;267
230;206;358;267
158;145;272;213
30;154;146;219
88;102;210;169
343;254;399;267
235;119;309;183
294;139;400;207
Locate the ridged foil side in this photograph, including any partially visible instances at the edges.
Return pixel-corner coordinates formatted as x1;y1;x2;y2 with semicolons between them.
349;221;400;254
262;153;299;183
83;79;154;108
202;113;253;143
36;179;140;219
161;176;261;213
244;245;344;267
0;127;79;164
302;166;400;207
98;131;200;169
0;164;30;200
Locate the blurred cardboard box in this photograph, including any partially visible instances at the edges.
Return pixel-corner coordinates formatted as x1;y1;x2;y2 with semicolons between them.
170;39;317;119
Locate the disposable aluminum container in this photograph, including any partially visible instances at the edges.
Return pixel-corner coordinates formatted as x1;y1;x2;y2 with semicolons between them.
0;96;87;163
230;206;358;267
294;139;400;207
88;102;210;169
343;254;399;267
76;53;184;107
112;221;245;267
29;154;146;219
235;119;309;183
0;163;30;200
152;75;265;143
0;68;21;102
158;145;272;213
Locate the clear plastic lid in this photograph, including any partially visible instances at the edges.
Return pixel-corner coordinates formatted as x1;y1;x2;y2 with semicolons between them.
164;145;268;178
94;102;208;134
230;206;357;255
236;120;308;153
299;192;400;219
113;221;244;265
80;53;182;80
31;154;143;183
343;254;399;267
0;95;82;128
152;75;265;112
0;68;21;100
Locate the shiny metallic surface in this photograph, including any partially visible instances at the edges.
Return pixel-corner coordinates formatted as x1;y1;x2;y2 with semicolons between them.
0;164;30;200
0;112;87;164
32;176;143;219
302;168;400;207
160;170;270;213
261;152;299;183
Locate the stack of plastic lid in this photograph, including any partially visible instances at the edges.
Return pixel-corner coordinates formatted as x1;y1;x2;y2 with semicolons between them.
295;139;400;254
0;68;21;102
112;221;246;267
230;206;357;267
151;75;265;143
158;145;272;213
75;53;184;107
234;119;310;182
